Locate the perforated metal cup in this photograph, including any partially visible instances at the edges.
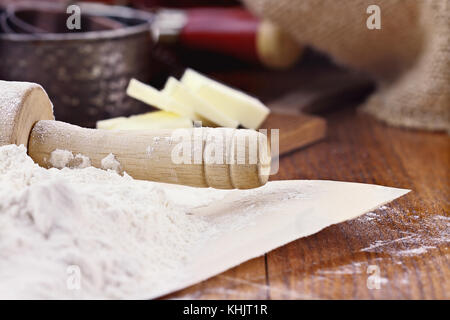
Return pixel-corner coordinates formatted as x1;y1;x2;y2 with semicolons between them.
0;2;157;127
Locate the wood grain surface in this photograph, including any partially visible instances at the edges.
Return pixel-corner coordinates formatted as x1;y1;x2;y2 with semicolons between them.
166;107;449;300
164;65;449;299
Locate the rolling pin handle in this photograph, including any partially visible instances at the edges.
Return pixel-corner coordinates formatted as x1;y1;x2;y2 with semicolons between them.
28;121;270;190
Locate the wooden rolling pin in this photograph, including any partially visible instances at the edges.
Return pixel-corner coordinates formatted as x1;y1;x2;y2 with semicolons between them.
0;80;270;189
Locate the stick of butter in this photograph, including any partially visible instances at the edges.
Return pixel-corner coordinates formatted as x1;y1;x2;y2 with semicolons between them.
126;79;197;120
96;111;193;130
162;77;239;128
180;69;270;129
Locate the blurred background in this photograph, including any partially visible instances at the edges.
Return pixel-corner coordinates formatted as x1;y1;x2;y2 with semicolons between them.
0;0;375;128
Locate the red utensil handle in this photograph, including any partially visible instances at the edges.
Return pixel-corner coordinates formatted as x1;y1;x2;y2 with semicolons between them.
178;7;303;68
179;7;259;63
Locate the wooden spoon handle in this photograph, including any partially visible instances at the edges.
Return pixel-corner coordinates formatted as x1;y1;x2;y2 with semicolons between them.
28;120;271;189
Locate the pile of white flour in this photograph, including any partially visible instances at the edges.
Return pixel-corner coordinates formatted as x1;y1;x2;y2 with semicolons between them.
0;144;238;299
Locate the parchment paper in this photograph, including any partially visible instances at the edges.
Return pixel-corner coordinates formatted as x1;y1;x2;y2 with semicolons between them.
143;180;409;299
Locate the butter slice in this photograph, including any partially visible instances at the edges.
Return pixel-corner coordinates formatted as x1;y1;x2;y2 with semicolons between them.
180;69;270;129
96;117;128;130
96;111;192;130
162;77;239;128
126;78;197;119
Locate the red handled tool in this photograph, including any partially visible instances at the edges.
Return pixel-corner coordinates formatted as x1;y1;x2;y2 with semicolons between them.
154;7;304;69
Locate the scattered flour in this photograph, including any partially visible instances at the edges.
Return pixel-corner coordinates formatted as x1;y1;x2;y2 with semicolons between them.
72;154;91;169
49;149;73;169
101;153;121;173
49;149;91;169
356;207;450;257
146;146;153;157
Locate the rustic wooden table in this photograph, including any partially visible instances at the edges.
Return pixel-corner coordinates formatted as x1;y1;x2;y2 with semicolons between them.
166;64;449;300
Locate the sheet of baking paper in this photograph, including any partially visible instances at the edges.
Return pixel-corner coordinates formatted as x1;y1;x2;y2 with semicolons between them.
143;180;409;299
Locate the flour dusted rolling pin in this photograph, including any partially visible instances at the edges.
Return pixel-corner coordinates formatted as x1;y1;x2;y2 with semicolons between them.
0;80;270;189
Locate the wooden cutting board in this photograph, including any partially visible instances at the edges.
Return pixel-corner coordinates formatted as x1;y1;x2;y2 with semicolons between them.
260;112;326;156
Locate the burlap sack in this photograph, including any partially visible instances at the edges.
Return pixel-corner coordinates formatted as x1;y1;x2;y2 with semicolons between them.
243;0;449;132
